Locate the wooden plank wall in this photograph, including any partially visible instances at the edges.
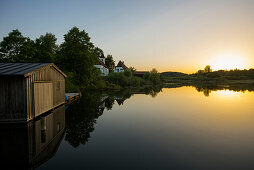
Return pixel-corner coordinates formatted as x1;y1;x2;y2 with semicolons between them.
34;82;53;117
26;65;65;120
0;77;27;121
0;64;65;121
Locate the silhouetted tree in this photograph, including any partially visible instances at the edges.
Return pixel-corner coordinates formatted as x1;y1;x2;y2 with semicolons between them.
129;66;136;74
105;54;115;72
105;97;115;110
0;29;36;62
34;33;58;63
204;65;212;73
56;26;99;87
94;47;104;58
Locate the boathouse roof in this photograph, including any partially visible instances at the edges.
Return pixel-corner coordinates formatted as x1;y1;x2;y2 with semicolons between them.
0;63;67;77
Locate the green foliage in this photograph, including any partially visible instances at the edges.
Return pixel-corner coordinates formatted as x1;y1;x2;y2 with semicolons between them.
0;29;36;62
92;79;120;90
124;70;132;77
129;66;136;73
106;68;164;87
194;68;254;80
129;76;141;86
0;28;166;92
65;72;80;93
161;71;187;77
105;71;142;87
105;54;115;72
34;33;57;63
56;26;100;87
143;72;151;80
94;47;104;58
106;72;129;86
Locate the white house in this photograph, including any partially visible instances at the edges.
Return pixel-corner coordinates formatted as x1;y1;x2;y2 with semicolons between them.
94;56;109;76
115;61;128;72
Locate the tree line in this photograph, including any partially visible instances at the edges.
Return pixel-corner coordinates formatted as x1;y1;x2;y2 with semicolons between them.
194;65;254;80
0;27;116;90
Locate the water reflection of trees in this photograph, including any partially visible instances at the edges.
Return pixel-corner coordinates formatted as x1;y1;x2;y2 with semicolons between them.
65;86;163;148
194;83;254;97
65;92;105;147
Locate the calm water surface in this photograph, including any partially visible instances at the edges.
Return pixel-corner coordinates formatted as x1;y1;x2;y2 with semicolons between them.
3;86;254;170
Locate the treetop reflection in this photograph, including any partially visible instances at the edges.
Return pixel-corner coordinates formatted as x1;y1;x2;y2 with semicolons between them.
65;84;253;148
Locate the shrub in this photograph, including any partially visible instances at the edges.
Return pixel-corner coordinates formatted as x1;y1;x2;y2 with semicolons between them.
143;72;151;80
124;70;132;77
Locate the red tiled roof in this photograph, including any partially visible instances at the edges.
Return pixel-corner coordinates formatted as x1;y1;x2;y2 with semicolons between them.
96;60;108;68
116;61;128;70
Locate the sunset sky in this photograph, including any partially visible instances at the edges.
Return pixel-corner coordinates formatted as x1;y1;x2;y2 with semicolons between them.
0;0;253;73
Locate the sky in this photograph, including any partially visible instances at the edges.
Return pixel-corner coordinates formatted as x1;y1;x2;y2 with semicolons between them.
0;0;254;73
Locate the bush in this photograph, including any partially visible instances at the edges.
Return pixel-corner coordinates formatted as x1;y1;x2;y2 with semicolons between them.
129;77;141;86
143;72;151;80
106;72;129;87
65;72;80;92
124;70;132;77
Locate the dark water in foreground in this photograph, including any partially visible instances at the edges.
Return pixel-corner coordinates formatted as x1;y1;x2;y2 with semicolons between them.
1;85;254;170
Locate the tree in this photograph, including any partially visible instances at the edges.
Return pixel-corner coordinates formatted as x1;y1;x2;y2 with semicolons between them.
94;47;104;58
204;65;212;73
0;29;36;62
143;72;151;80
150;68;160;85
56;26;99;87
129;66;136;74
124;70;132;77
150;68;158;74
105;54;115;72
34;33;58;63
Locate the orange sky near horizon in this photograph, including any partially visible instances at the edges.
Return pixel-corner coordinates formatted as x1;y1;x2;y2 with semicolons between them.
97;1;254;74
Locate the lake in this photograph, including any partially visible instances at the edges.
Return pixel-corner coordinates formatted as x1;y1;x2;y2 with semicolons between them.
1;85;254;170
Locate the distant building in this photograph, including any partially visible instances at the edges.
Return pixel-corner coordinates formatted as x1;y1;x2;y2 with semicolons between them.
94;56;109;76
134;71;149;78
115;61;128;72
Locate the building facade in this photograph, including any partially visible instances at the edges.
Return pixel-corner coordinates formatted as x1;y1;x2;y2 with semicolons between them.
94;56;109;76
115;61;128;73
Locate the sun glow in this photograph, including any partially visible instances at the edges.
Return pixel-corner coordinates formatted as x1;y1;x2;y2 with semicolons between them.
209;53;248;71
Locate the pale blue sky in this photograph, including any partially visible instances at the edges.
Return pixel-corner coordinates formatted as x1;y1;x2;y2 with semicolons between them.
1;0;254;72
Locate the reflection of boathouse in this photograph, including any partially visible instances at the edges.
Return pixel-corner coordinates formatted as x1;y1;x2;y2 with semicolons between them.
0;106;65;169
0;63;66;122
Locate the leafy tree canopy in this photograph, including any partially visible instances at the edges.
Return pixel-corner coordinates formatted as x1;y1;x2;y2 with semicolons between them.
0;29;35;62
105;54;115;72
34;33;57;63
56;26;100;87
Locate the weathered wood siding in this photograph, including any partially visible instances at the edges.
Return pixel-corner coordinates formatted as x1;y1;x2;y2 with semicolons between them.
0;77;27;121
34;82;53;117
26;65;65;120
0;64;65;122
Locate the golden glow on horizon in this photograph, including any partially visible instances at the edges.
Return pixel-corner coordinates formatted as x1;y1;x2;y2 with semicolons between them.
213;90;243;99
209;53;249;71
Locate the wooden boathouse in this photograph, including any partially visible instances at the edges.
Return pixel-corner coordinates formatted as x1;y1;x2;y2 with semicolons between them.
0;63;67;122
